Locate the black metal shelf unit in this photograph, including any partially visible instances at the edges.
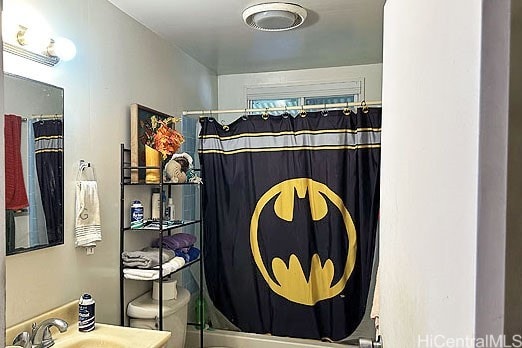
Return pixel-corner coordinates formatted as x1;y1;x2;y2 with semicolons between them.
119;144;204;348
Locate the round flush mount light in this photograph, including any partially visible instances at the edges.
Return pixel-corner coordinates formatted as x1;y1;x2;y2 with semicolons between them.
242;2;308;32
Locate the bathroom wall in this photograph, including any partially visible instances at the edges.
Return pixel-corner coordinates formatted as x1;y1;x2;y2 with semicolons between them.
380;0;510;346
3;0;217;327
0;4;6;346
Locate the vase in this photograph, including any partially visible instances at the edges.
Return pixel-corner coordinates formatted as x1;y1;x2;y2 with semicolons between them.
145;145;161;183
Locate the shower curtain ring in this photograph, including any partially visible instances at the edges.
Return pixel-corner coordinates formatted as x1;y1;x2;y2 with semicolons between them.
282;105;289;119
300;106;307;118
262;108;269;120
343;102;351;116
361;100;369;114
321;103;328;117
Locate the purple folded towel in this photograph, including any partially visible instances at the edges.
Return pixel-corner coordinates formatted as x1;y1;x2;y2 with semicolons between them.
152;233;196;251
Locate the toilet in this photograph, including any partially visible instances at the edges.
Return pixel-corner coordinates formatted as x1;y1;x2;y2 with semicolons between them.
127;286;191;348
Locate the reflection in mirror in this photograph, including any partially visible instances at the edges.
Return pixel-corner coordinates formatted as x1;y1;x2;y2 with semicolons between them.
4;73;64;255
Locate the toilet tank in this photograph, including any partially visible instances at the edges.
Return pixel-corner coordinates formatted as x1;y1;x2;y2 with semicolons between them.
128;286;191;348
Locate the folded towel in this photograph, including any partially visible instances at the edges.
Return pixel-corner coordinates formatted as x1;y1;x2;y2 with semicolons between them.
75;181;102;247
152;233;196;251
4;114;29;210
175;246;200;263
122;247;175;268
123;256;186;280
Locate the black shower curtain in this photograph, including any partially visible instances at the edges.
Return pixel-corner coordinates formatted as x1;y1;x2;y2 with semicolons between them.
199;109;381;341
33;120;63;244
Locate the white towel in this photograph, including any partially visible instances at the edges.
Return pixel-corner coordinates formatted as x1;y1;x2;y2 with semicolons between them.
75;181;102;247
123;257;186;280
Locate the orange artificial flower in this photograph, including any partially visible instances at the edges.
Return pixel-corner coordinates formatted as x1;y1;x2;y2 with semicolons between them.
139;115;184;159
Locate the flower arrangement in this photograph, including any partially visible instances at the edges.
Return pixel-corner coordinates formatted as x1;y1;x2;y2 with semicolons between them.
139;115;184;159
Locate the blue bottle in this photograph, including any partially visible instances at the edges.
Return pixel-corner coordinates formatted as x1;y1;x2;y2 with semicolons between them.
79;293;95;332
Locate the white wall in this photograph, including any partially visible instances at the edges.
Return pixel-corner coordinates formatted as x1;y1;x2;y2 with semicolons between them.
218;64;382;124
3;0;217;327
0;3;6;346
380;0;482;346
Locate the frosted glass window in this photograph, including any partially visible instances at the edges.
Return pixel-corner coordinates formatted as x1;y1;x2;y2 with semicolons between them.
305;95;355;106
250;95;356;116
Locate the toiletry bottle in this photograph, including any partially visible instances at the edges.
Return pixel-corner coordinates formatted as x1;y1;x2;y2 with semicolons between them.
130;200;144;228
151;188;161;220
164;198;175;221
78;293;95;332
195;296;206;329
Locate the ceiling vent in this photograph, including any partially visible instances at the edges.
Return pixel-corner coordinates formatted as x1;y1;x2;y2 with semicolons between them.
242;3;308;32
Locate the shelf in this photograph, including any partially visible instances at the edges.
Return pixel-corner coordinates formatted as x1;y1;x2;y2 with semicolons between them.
120;142;203;346
122;181;201;186
123;219;200;231
123;258;201;280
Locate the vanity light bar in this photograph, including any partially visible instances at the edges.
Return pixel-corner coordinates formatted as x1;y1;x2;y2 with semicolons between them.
3;42;60;67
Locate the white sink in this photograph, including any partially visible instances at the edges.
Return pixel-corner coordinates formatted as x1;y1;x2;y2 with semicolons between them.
53;323;170;348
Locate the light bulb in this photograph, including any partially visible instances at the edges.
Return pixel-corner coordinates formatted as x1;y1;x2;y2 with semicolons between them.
17;26;50;49
48;37;77;61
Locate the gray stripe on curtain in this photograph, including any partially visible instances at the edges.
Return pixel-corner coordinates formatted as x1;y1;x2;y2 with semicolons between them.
34;137;63;152
201;130;381;152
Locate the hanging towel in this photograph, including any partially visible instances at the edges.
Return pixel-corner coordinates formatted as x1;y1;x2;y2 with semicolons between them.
75;181;101;247
4;114;29;210
75;162;102;247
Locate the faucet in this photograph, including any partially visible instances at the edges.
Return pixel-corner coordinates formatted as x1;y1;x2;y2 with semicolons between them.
30;318;68;348
12;331;31;348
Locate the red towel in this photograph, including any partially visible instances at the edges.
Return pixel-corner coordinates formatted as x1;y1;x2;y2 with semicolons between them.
4;114;29;210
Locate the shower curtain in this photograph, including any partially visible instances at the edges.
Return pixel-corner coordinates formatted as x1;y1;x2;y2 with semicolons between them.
199;109;381;341
33;120;64;244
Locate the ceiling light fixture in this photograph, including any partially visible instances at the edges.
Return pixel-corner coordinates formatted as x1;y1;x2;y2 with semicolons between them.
242;2;308;32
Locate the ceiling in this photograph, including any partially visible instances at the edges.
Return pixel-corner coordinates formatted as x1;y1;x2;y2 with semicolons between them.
107;0;385;75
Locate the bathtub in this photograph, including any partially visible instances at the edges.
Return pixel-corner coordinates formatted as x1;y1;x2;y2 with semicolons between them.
185;326;358;348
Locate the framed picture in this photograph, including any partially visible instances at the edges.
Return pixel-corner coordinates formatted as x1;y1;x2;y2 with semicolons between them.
130;104;178;183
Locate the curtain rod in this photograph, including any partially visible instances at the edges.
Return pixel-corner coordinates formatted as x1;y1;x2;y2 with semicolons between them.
21;114;63;122
182;100;382;116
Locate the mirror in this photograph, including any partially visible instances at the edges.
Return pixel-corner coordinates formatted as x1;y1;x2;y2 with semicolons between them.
4;73;64;255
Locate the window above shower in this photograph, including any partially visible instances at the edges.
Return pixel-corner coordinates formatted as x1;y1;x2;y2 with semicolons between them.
247;79;362;116
250;95;356;115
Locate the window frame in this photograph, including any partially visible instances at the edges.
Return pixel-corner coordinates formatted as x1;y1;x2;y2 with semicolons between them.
245;79;364;109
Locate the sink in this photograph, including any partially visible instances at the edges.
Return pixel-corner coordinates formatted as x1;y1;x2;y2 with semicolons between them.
52;323;170;348
53;334;127;348
6;301;170;348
